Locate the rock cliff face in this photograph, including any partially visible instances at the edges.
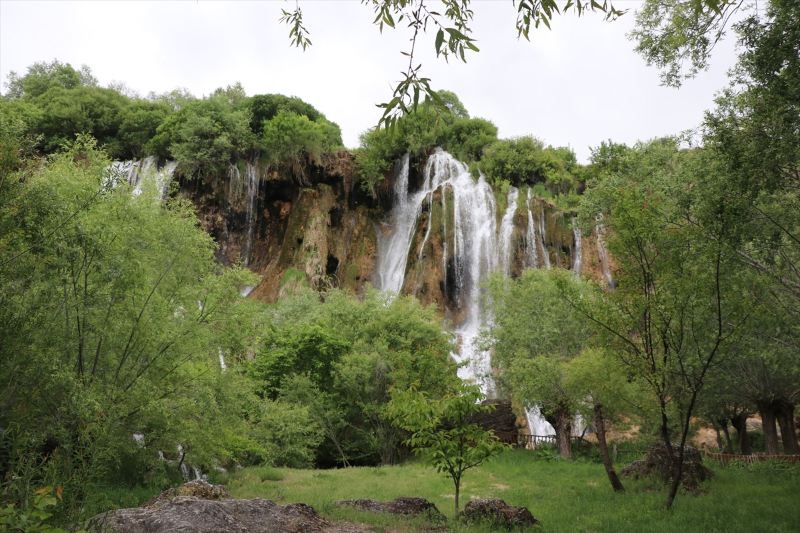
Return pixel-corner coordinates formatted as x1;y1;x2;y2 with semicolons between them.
182;151;387;303
180;149;613;311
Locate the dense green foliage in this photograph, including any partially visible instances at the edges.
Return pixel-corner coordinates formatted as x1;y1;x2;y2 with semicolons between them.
1;61;344;177
0;131;459;526
246;288;460;468
355;90;580;200
2;0;800;525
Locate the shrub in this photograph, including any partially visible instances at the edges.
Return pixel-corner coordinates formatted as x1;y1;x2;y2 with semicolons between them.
150;97;253;176
260;110;334;184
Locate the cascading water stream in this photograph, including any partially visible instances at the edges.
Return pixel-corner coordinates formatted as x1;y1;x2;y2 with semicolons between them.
377;149;505;392
225;162;260;268
595;215;615;289
571;218;582;277
498;187;519;276
241;163;260;268
538;206;551;269
524;188;539;269
110;157;178;199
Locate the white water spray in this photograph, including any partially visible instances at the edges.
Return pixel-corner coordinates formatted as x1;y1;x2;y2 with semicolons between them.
377;149;508;392
110;157;178;199
524;188;539;269
571;218;582;277
538;206;551;269
498;187;519;276
595;215;615;289
218;348;227;371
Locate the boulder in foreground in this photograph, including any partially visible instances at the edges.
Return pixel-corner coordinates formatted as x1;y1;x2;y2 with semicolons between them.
89;480;365;533
334;497;446;520
459;498;539;527
620;441;713;492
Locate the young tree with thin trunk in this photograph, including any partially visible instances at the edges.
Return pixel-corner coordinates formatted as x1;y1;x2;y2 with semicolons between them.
565;348;648;492
386;383;508;518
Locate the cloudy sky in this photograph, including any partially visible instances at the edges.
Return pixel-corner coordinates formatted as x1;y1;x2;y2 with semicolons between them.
1;1;740;162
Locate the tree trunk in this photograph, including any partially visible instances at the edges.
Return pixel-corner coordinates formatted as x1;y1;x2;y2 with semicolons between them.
454;478;460;520
547;402;573;459
730;414;752;455
712;423;724;451
721;423;734;454
758;401;781;455
775;400;799;455
593;404;624;492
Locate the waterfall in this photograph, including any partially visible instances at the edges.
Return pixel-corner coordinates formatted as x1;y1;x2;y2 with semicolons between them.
571;218;582;277
218;347;227;371
110;157;178;199
498;187;519;276
240;286;255;297
377;149;512;392
595;215;615;289
226;162;260;267
376;153;417;295
538;205;551;269
524;188;539;269
241;163;260;268
527;407;555;436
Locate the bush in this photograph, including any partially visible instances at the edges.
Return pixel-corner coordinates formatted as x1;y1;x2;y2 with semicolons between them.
251;400;323;469
114;101;171;159
29;86;129;153
149;96;253;175
260;110;337;183
481;136;577;193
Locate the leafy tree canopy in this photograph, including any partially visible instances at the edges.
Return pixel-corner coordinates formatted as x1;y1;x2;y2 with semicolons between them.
4;59;98;100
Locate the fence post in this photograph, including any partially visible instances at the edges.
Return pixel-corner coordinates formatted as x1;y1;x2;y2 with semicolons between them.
613;444;617;460
703;442;708;457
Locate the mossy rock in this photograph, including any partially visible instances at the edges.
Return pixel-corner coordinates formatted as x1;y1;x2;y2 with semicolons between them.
140;479;231;509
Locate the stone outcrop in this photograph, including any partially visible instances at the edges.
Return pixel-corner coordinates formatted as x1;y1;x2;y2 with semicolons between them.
90;480;365;533
140;479;230;509
469;399;519;434
459;498;539;527
181;150;611;318
333;497;446;520
620;441;713;492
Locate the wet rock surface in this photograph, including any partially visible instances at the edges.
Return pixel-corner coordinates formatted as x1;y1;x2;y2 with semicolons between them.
459;498;539;527
334;497;446;520
620;441;713;492
469;399;519;434
90;480;367;533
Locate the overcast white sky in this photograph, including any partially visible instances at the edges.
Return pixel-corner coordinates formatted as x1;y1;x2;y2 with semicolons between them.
0;1;740;162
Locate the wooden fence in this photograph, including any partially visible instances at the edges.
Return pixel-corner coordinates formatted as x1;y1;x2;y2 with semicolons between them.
706;452;800;467
494;431;598;449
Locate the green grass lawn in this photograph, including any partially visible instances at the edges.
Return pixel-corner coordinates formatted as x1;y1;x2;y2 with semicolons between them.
223;449;800;533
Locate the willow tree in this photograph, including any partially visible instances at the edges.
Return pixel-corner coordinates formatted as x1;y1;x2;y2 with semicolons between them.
483;268;592;458
563;139;753;509
0;136;258;518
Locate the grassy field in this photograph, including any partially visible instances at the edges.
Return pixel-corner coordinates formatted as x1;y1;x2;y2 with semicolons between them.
220;449;800;533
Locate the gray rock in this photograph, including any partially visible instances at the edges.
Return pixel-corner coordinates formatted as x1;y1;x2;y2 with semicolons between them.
459;498;539;527
334;497;446;520
89;480;367;533
619;441;713;492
